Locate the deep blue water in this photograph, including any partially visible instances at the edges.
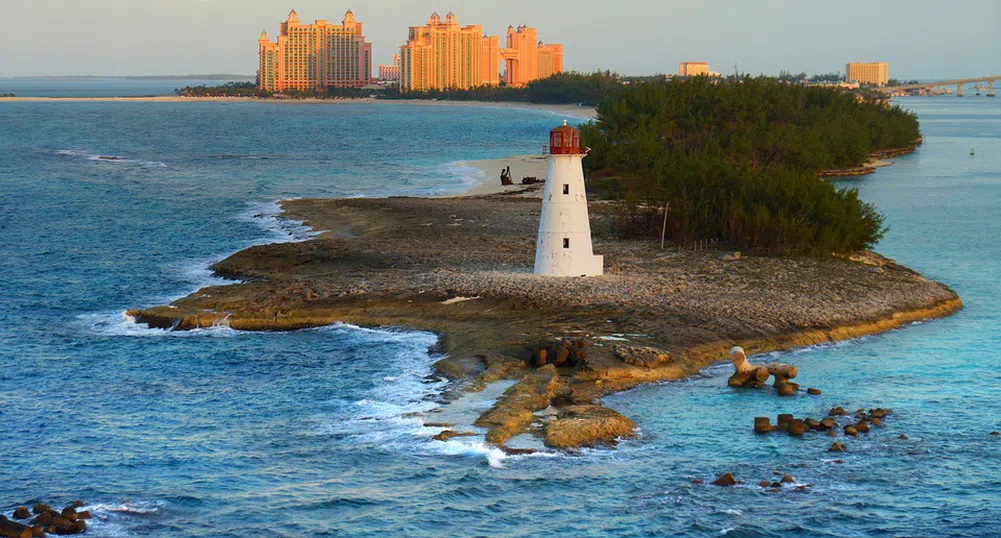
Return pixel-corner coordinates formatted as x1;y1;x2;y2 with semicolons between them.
0;78;253;97
1;95;999;537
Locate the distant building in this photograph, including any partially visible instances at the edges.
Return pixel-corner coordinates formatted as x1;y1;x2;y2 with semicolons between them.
502;25;564;87
846;62;889;87
378;54;401;81
258;9;372;92
679;62;710;77
399;12;563;92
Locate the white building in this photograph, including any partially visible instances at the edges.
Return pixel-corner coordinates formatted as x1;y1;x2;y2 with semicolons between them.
534;122;604;277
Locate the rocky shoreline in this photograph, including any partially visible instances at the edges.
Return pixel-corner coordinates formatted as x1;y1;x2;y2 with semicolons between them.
820;143;919;178
128;194;961;451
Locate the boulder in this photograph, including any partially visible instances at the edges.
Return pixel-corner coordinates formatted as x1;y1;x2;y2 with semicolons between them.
826;430;838;437
57;510;74;523
805;418;821;430
758;480;772;488
844;425;858;437
788;419;807;436
544;405;636;449
829;407;847;417
990;431;1000;436
0;519;31;538
819;418;837;430
829;442;846;452
11;509;29;521
776;414;793;432
532;348;548;367
711;473;737;486
855;421;871;433
807;388;822;395
754;417;773;434
74;512;90;521
432;430;477;442
31;525;44;538
727;347;770;387
28;514;53;527
777;383;796;397
898;434;909;440
691;479;704;485
780;474;796;484
29;507;50;518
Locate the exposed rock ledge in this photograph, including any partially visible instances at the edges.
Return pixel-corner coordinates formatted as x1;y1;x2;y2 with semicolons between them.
127;195;961;450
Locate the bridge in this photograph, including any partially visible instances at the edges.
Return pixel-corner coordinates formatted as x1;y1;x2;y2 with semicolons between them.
878;75;1000;97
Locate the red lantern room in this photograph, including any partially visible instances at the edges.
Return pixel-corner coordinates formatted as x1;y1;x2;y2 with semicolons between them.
549;121;584;155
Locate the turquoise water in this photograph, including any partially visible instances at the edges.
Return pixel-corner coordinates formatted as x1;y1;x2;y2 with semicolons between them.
1;96;998;537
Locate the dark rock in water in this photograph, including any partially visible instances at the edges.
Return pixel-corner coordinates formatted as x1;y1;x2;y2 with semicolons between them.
74;512;90;521
58;509;75;522
854;421;871;433
31;525;45;538
754;416;773;433
0;518;31;538
71;520;86;534
423;422;454;428
907;450;917;455
830;459;844;464
12;508;30;520
770;482;782;488
826;430;839;437
432;430;476;441
711;473;737;486
29;512;54;527
871;418;882;426
66;503;84;511
805;418;821;430
807;387;822;395
990;431;1000;436
777;414;793;432
870;408;888;419
844;425;858;437
829;442;846;452
898;434;909;440
758;480;772;487
788;419;807;436
776;383;796;397
50;518;72;531
691;479;704;485
819;418;837;430
500;446;536;456
30;506;51;517
780;474;796;484
829;407;847;417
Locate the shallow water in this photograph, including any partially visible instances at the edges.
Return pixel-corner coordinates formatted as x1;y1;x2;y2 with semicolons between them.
1;96;999;537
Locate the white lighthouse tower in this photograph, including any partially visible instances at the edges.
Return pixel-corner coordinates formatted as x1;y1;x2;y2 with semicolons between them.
533;121;603;277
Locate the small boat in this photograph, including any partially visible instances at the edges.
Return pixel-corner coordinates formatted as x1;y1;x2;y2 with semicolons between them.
970;149;975;156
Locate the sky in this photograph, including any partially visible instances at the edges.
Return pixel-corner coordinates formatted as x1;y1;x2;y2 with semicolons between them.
1;0;998;80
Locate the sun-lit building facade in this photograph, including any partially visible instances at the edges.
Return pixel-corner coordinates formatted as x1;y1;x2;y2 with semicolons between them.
258;9;372;92
378;54;401;81
846;62;889;87
679;62;710;77
399;12;563;92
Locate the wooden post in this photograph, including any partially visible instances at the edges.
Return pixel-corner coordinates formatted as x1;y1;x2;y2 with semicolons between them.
660;201;669;249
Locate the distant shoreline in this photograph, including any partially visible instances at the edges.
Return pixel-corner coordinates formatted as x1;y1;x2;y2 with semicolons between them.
0;95;596;121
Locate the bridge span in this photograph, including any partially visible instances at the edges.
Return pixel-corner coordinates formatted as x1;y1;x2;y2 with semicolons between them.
878;75;1000;97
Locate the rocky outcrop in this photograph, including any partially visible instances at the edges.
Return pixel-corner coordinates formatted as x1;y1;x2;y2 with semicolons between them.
544;405;636;449
474;365;562;444
613;345;672;368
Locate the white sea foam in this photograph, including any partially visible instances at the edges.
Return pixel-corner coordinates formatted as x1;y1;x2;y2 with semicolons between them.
238;199;323;244
437;161;486;195
57;149;166;168
79;310;238;338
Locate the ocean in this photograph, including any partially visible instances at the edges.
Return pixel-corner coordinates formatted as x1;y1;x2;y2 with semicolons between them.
0;94;998;537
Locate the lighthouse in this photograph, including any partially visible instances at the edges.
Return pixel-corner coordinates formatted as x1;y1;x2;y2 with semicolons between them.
533;121;603;277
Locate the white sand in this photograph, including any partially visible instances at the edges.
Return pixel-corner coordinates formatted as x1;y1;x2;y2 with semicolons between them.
441;154;550;198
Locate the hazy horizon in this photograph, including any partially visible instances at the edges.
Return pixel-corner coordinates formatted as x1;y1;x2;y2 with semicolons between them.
1;0;997;80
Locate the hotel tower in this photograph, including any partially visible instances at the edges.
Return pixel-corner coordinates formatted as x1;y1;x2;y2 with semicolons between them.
399;12;563;92
258;10;372;92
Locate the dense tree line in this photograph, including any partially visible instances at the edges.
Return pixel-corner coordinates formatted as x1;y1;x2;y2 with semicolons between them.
175;82;270;98
581;76;921;254
381;71;622;106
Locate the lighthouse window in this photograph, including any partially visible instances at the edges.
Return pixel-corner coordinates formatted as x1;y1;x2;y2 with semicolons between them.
563;238;570;249
562;184;569;195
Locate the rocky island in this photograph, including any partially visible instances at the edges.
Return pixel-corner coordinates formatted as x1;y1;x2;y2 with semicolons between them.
128;191;961;451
